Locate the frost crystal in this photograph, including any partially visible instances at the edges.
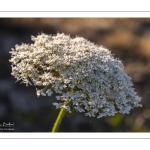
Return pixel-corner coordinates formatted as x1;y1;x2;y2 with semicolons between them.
9;33;142;118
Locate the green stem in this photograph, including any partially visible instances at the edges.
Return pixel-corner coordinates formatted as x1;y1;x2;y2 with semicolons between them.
52;107;66;132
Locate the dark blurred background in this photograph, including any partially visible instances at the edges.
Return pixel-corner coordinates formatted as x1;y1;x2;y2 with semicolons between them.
0;18;150;132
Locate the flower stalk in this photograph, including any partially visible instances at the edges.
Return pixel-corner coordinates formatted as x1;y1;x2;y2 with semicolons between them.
52;107;66;132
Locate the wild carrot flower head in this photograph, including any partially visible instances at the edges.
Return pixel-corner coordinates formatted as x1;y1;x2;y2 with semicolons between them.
9;33;142;118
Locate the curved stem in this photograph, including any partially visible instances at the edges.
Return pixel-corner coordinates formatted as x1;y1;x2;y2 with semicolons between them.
52;107;66;132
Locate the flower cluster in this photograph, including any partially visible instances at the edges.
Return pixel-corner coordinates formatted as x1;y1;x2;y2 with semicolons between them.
9;33;142;118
